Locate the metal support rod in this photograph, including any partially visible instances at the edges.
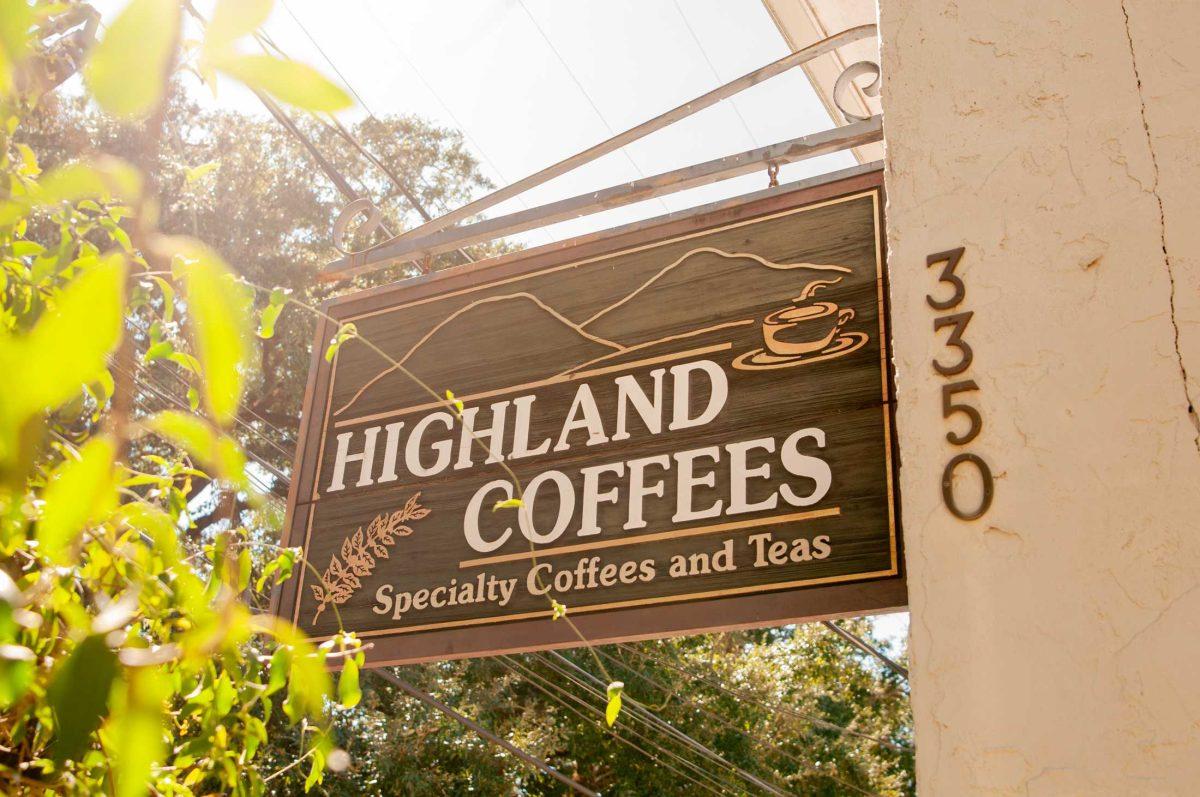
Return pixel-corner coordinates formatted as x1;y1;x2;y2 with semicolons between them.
327;115;882;277
354;24;877;252
822;620;910;680
370;669;599;797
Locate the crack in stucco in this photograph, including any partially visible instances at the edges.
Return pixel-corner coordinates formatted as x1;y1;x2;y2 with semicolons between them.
1113;582;1200;658
1121;0;1200;454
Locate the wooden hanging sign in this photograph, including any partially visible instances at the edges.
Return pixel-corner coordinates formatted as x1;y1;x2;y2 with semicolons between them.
276;168;904;666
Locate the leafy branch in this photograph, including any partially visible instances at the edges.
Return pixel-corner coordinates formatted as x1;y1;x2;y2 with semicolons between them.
309;492;429;624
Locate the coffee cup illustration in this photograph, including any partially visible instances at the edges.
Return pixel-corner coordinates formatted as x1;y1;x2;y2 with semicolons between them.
762;301;855;356
732;276;870;371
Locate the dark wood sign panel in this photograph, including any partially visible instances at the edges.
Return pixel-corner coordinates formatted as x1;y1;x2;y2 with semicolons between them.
277;169;904;666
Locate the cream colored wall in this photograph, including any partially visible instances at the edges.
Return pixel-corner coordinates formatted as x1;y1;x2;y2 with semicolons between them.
879;1;1200;793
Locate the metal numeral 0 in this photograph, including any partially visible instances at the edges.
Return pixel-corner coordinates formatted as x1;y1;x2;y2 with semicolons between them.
941;452;994;521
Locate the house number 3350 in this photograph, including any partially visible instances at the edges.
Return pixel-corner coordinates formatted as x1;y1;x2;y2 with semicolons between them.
927;247;994;520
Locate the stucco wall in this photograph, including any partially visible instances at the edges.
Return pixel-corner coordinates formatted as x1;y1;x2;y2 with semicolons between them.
879;1;1200;793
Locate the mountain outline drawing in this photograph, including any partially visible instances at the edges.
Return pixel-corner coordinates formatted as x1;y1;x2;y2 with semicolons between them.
333;247;853;417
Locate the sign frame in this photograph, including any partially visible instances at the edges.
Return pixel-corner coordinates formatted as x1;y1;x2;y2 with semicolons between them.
274;166;904;667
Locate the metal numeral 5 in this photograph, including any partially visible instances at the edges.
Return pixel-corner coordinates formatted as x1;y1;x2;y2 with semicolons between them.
942;380;982;445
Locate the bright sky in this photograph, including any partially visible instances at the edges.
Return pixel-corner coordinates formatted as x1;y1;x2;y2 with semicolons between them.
96;0;856;246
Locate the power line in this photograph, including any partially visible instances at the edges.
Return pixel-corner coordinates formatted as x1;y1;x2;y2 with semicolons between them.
278;0;377;117
373;667;600;796
498;656;733;795
251;25;477;266
358;1;540;210
118;364;281;500
505;662;726;795
124;315;297;445
110;358;291;497
670;0;759;149
822;620;909;679
594;646;881;797
617;642;909;753
537;651;791;796
515;0;672;216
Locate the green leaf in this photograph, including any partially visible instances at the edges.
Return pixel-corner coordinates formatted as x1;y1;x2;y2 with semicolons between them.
492;497;523;512
184;160;219;184
258;287;289;339
4;253;126;421
144;411;246;486
109;667;167;797
151;276;175;323
337;657;361;708
0;594;34;708
35;158;142;206
171;239;254;426
0;655;33;710
218;54;352;112
236;548;252;592
38;436;117;564
168;351;202;375
84;0;181;118
204;0;273;58
143;340;174;362
0;0;35;97
186;387;200;412
213;671;235;716
272;621;330;723
605;681;624;727
304;734;331;792
324;322;357;362
266;647;289;696
48;635;118;764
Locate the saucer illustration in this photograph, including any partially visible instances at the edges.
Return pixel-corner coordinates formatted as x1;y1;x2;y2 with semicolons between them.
733;331;869;370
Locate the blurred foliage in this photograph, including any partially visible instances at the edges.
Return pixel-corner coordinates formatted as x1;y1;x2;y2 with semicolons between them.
0;0;371;793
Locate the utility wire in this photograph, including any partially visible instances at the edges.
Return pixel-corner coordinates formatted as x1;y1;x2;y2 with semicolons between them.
515;0;672;216
277;0;377;117
617;642;909;753
670;0;758;149
111;359;291;497
373;668;600;797
539;651;791;797
125;311;297;446
594;646;881;797
822;620;909;679
250;26;476;268
498;656;732;796
121;367;279;500
502;661;726;796
127;317;298;446
360;0;555;245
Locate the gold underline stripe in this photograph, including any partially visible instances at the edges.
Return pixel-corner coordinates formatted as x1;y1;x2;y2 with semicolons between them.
457;506;840;569
333;341;732;428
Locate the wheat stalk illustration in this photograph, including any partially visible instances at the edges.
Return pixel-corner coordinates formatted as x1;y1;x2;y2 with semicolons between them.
309;492;430;625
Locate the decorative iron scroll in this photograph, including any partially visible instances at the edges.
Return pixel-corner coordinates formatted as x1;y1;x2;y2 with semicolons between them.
833;61;882;124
